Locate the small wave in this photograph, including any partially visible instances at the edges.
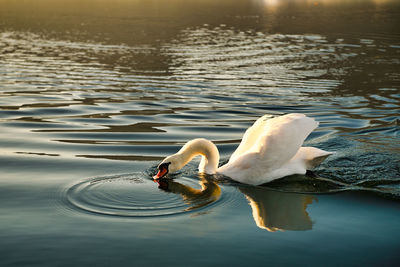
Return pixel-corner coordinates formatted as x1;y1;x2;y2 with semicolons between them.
263;173;400;200
262;174;349;194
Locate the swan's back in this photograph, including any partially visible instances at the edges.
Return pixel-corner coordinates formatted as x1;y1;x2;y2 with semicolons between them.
221;113;319;184
230;113;318;165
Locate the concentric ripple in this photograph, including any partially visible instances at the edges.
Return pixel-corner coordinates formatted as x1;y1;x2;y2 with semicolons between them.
64;173;227;217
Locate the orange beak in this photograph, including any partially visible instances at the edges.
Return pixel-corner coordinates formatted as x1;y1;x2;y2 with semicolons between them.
153;166;168;179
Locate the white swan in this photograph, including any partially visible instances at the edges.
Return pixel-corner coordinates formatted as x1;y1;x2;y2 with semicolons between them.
153;113;333;185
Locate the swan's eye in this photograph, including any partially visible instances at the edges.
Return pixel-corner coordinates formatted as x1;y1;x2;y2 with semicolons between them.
153;162;171;179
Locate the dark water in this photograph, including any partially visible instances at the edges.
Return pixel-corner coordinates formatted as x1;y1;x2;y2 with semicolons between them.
1;0;400;266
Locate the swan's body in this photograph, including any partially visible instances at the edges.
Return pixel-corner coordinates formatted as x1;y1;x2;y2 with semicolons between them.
154;113;333;185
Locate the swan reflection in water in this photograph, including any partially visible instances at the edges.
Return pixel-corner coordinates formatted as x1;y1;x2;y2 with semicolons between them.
239;186;316;232
156;175;221;212
156;176;316;231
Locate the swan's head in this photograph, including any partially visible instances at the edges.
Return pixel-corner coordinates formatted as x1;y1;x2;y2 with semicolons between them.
153;154;182;180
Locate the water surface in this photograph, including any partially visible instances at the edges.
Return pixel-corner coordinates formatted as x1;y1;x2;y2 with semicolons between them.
0;0;399;266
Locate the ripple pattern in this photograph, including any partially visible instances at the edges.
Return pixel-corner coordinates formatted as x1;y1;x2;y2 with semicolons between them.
64;173;234;217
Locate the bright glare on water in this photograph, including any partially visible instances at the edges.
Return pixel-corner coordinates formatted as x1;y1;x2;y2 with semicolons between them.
0;0;399;266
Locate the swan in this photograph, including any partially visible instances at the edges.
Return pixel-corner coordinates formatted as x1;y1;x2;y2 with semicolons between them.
153;113;334;185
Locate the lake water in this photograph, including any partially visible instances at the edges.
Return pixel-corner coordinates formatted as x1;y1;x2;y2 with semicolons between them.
0;0;399;266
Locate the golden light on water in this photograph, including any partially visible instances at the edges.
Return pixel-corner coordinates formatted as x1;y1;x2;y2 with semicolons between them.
258;0;393;7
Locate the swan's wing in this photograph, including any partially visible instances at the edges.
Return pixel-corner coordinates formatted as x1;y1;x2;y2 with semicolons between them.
254;113;318;166
229;114;274;163
230;113;318;167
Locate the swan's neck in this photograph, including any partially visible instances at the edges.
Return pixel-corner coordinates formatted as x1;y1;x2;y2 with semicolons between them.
176;138;220;174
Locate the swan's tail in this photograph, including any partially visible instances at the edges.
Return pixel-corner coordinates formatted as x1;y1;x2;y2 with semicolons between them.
299;147;335;169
